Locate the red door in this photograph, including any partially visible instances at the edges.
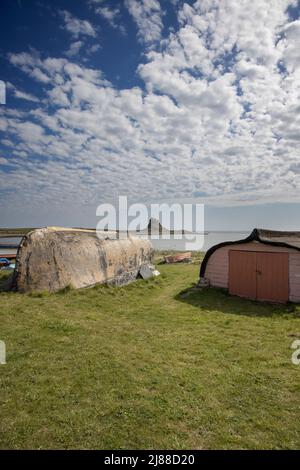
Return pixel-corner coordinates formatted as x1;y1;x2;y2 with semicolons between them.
229;251;257;300
256;252;289;303
229;250;289;303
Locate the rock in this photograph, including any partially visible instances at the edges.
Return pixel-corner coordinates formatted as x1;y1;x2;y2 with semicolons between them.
139;264;160;279
152;269;160;276
197;277;210;288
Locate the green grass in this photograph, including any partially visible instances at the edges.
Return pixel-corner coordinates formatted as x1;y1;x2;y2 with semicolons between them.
1;262;300;449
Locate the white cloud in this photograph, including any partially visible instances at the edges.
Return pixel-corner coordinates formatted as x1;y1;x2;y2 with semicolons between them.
125;0;163;44
97;5;118;22
280;19;300;72
2;0;300;217
87;44;101;55
89;1;126;35
94;5;120;27
6;82;39;103
65;40;84;58
8;52;51;83
59;10;96;38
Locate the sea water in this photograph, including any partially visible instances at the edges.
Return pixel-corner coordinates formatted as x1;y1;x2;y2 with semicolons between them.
0;232;250;255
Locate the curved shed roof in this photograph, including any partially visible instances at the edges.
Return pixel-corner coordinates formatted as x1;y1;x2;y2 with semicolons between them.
200;228;300;278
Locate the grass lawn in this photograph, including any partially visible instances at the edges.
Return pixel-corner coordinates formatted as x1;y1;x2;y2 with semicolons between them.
1;259;300;449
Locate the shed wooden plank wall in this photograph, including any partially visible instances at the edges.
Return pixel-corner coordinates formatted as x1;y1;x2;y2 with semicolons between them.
204;242;300;302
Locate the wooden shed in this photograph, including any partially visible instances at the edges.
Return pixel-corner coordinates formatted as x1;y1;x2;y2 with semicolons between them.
200;229;300;303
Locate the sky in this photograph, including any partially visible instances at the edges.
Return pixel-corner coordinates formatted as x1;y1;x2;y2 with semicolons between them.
0;0;300;231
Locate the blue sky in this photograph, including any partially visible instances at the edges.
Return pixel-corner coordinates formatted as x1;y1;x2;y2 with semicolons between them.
0;0;300;230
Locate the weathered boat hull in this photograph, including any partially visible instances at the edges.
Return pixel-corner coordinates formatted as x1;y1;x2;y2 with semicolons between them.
12;228;153;293
165;252;192;263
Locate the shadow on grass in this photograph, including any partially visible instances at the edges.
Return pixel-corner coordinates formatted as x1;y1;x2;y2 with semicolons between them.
175;285;299;318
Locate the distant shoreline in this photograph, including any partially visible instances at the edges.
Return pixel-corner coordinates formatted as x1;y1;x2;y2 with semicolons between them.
0;227;250;238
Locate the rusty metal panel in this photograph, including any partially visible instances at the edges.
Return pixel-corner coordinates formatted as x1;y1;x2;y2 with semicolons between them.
229;251;257;300
256;252;289;303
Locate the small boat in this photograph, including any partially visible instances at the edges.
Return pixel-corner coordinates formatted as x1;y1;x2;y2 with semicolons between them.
164;252;192;264
0;258;11;267
1;264;15;271
0;254;16;260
